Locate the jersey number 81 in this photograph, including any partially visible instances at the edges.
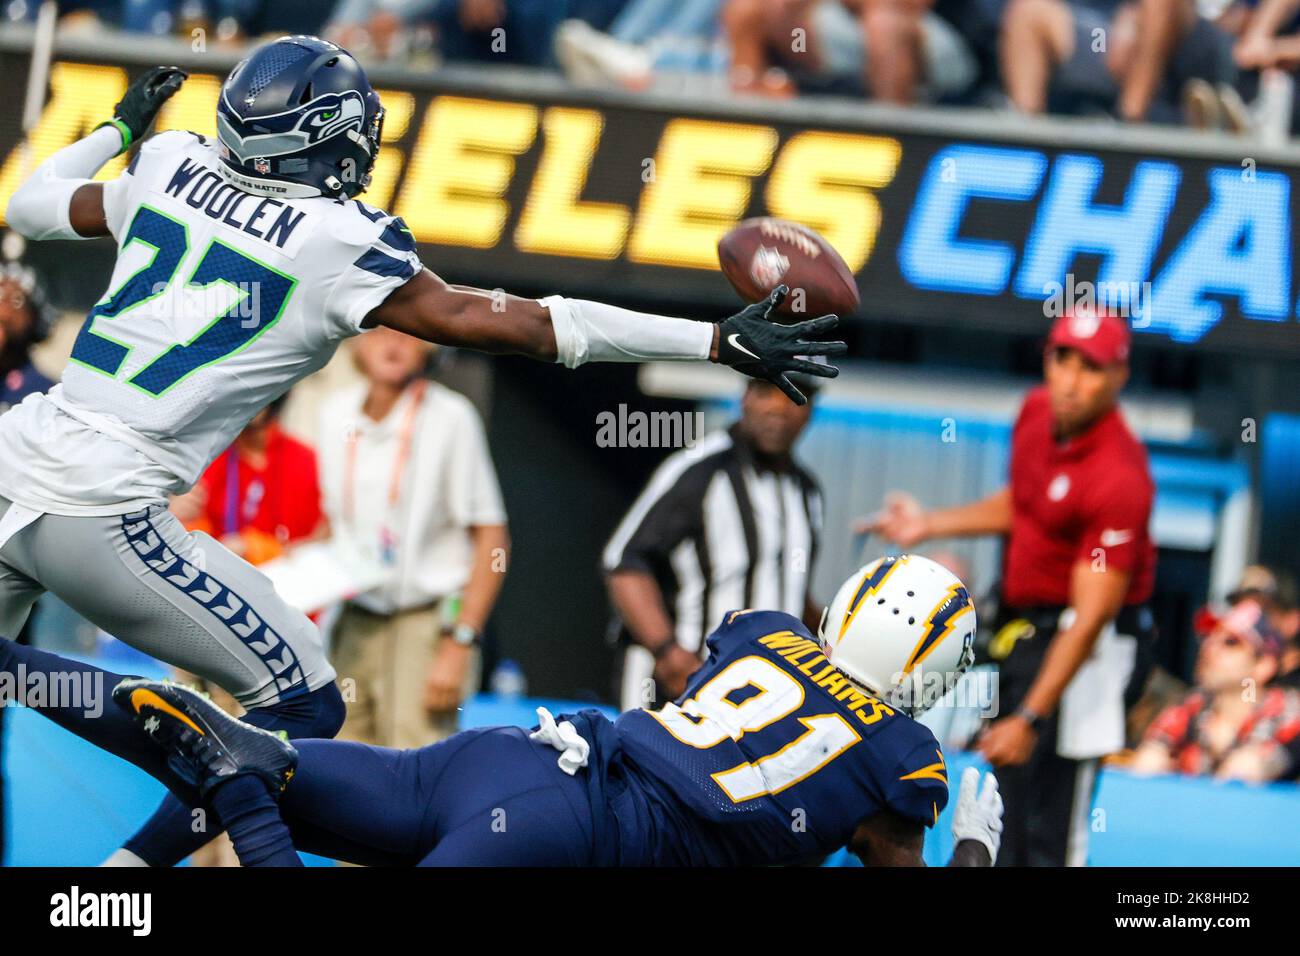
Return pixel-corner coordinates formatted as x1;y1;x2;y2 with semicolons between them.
651;656;861;803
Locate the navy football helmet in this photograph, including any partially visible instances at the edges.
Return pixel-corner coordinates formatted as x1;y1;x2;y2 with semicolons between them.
216;35;384;200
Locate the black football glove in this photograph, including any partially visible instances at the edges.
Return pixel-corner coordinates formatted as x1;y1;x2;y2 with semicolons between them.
714;285;846;406
97;66;188;152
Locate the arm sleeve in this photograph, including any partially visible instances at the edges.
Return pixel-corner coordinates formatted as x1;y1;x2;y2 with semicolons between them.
541;296;714;368
322;214;423;341
443;396;507;527
1077;471;1152;573
5;125;124;240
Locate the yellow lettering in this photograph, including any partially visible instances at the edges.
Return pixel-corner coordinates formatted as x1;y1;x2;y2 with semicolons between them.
396;96;538;247
765;132;901;273
797;655;829;677
516;108;630;260
628;119;778;269
364;89;417;211
0;63;128;221
783;643;823;665
816;672;847;696
853;699;895;725
155;72;222;141
757;632;802;650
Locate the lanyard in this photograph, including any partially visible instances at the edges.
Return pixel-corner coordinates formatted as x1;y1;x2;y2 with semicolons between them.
343;379;427;528
222;448;269;534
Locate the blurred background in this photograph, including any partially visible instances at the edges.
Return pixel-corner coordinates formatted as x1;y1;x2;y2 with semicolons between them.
1;0;1299;865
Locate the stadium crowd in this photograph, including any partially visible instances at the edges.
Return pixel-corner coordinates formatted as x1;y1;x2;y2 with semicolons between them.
6;0;1300;136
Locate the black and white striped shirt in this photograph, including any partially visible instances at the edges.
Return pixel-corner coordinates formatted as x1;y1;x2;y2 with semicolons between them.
603;424;823;653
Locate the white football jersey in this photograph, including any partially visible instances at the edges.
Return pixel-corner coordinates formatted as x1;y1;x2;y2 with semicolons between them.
0;129;422;516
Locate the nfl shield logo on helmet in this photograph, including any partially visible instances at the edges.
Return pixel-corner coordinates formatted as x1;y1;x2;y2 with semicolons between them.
253;157;271;174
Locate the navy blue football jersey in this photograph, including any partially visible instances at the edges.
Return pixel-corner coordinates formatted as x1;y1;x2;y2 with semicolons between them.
610;609;950;865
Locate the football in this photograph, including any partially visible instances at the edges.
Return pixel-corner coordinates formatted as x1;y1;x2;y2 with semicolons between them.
717;217;861;319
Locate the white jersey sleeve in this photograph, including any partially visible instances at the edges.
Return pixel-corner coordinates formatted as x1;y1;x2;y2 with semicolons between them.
100;129;203;240
0;131;427;515
320;202;423;341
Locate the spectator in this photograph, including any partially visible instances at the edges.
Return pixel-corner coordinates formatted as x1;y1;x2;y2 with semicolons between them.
603;376;825;711
171;395;323;565
0;260;54;417
319;327;508;749
1229;0;1300;71
1225;565;1300;689
999;0;1235;121
720;0;977;100
867;310;1157;866
0;257;53;867
1132;598;1300;781
329;0;571;66
555;0;726;90
205;1;337;42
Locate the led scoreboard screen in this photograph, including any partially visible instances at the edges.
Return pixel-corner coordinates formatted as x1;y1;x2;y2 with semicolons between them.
2;48;1299;358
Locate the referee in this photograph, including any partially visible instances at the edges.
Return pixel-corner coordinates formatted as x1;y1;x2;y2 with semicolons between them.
869;310;1156;866
603;376;824;711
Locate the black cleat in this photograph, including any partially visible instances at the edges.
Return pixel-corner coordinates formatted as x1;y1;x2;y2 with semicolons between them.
112;678;298;798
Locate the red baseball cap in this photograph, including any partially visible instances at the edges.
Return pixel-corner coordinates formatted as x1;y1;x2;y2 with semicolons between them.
1195;599;1284;657
1046;310;1131;366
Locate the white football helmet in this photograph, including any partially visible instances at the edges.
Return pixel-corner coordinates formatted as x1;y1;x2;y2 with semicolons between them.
819;554;976;716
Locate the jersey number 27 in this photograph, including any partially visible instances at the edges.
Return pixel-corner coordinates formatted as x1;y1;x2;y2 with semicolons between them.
70;205;297;397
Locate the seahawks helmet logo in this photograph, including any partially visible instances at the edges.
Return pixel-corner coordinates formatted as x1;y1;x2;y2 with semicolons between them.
218;89;366;165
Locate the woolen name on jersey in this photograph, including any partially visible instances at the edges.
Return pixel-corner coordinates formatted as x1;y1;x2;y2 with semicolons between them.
164;157;307;249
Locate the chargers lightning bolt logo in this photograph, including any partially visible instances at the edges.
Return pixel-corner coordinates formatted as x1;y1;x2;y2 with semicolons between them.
835;555;905;645
902;582;973;674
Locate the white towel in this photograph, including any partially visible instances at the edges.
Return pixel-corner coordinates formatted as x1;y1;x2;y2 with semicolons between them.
1055;609;1137;760
530;707;591;776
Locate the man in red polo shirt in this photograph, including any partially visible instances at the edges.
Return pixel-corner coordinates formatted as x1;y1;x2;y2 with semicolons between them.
172;396;323;563
869;309;1156;866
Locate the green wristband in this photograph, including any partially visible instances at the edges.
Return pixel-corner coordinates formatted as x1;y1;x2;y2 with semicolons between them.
95;118;132;154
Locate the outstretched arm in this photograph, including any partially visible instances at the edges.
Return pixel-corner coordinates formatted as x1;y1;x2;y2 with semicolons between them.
367;281;845;406
6;66;185;241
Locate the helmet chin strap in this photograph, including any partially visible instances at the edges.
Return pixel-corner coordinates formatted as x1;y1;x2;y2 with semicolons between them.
216;159;327;200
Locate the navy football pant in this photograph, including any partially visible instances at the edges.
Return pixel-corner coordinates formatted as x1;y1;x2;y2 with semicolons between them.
1;640;596;866
276;729;598;866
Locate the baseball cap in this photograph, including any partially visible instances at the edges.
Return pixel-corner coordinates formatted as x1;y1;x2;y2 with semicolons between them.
1045;310;1131;366
1196;599;1285;657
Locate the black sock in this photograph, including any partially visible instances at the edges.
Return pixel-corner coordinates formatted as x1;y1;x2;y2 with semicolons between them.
207;775;303;867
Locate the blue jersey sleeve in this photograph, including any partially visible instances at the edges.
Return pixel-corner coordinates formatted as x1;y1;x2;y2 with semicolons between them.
882;729;950;828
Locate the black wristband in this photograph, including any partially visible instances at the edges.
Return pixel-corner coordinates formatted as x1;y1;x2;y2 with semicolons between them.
649;639;676;661
1015;705;1046;732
